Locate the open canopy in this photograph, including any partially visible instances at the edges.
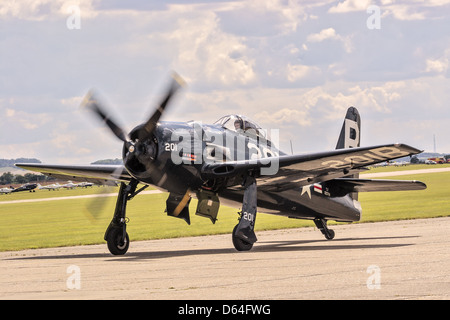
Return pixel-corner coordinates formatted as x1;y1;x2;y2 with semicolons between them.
214;114;266;139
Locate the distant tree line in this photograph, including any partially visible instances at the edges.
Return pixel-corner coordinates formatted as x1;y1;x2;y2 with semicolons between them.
91;158;123;165
0;158;41;167
0;172;53;186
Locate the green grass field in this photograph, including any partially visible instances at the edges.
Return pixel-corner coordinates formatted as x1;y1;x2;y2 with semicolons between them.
1;165;449;251
363;163;450;174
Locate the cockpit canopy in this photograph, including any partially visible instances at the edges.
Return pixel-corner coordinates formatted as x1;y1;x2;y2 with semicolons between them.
214;115;266;139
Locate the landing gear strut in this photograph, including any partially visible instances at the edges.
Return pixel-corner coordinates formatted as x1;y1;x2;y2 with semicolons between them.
232;175;258;251
104;179;147;255
314;218;335;240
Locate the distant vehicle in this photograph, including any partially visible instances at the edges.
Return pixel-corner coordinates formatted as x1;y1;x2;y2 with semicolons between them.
394;161;409;166
425;160;437;165
77;181;94;188
38;183;61;191
373;162;388;167
0;187;13;194
61;181;78;189
427;157;445;164
10;183;37;193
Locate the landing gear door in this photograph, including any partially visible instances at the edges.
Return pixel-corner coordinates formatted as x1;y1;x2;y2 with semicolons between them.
166;191;191;225
195;189;220;224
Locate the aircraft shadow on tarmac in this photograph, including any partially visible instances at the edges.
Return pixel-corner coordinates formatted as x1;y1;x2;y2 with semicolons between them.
7;235;418;262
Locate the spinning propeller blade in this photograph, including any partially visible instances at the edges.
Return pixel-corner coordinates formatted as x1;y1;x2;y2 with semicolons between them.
138;72;186;141
81;90;129;143
80;72;186;221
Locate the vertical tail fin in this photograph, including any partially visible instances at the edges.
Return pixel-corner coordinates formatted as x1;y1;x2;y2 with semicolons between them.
336;107;361;200
336;106;361;150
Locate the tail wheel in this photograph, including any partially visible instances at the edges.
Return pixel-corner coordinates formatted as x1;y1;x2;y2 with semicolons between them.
314;218;336;241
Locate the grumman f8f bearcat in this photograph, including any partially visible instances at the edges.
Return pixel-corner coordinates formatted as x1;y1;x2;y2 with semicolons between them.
16;74;426;255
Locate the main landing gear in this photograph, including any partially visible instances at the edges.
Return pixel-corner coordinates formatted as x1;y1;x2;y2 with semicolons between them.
229;175;338;250
232;175;258;251
104;179;148;255
314;218;335;240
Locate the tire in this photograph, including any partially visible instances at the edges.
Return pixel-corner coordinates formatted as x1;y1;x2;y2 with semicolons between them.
106;227;129;255
232;225;253;251
325;229;335;240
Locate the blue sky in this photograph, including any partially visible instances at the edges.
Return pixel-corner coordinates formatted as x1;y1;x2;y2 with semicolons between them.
1;0;449;164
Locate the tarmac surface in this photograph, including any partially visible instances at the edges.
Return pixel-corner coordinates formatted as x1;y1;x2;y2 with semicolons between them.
1;217;449;300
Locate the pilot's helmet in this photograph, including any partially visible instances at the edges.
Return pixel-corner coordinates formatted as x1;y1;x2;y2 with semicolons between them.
234;119;243;130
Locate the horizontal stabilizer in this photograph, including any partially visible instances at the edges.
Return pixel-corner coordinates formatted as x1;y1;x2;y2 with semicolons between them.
323;178;426;196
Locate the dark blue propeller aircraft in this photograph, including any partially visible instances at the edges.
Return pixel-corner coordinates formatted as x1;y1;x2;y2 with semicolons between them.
17;74;426;255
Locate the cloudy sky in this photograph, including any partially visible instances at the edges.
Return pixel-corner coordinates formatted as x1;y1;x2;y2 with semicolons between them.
1;0;449;164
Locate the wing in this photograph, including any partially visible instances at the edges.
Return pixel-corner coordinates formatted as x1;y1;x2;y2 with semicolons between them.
202;143;423;190
15;163;133;185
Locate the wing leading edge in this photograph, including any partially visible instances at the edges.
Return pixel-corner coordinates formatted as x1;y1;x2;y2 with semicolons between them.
15;163;132;185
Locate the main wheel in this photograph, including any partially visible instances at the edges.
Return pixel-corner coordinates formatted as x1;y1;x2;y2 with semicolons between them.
325;229;335;240
232;225;253;251
106;227;129;255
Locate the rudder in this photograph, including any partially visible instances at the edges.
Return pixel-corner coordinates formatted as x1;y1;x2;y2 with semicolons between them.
335;107;361;200
336;107;361;150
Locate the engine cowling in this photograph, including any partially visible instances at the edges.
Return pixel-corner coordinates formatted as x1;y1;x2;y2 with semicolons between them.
122;124;159;180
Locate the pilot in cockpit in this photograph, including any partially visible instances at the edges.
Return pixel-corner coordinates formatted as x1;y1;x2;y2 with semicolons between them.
234;119;243;131
214;115;265;139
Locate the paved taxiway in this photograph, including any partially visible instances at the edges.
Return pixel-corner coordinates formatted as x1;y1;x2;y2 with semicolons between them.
1;217;449;300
